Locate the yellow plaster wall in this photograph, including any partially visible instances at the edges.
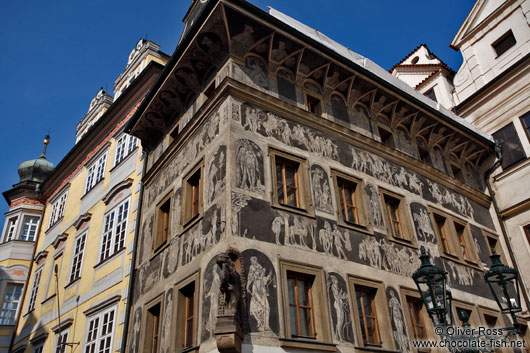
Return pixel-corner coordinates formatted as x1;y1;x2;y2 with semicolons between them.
13;133;142;353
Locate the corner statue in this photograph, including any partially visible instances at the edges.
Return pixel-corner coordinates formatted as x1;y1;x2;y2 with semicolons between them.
214;252;243;353
217;254;241;317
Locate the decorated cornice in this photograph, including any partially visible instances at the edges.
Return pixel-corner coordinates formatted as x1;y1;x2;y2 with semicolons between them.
10;197;43;208
73;213;92;230
51;233;68;249
103;178;133;205
30;331;49;345
130;0;493;169
51;318;74;333
34;250;48;264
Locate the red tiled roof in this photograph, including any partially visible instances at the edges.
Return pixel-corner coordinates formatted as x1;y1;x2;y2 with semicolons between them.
415;69;442;90
389;44;455;74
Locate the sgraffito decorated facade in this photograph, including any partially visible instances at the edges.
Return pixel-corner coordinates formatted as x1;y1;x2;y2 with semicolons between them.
124;1;522;353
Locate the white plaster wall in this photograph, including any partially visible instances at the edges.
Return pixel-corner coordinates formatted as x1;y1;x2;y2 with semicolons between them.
494;160;530;210
453;0;530;104
393;71;433;88
419;75;455;110
504;212;530;300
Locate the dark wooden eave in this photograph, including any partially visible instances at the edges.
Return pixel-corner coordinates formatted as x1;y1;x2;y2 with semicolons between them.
39;61;164;201
128;0;494;168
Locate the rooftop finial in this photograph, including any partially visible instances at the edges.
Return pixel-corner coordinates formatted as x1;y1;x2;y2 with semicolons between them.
41;133;51;158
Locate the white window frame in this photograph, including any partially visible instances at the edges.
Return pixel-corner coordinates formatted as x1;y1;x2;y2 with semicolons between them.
69;233;87;283
20;216;40;241
49;191;68;228
54;328;70;353
99;198;130;262
84;306;116;353
28;268;43;312
33;343;44;353
5;216;18;242
84;152;108;194
114;133;138;166
0;283;23;325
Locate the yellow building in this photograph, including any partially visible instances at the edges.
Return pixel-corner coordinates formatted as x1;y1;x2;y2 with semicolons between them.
11;39;168;353
0;138;53;353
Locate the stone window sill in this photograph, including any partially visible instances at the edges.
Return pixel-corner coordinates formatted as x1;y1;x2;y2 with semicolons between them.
279;338;336;351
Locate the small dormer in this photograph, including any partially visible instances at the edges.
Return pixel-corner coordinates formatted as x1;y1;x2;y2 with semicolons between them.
181;0;210;41
113;39;169;99
75;88;114;143
390;44;455;110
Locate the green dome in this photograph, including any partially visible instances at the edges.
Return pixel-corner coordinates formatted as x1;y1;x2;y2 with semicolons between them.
18;156;54;183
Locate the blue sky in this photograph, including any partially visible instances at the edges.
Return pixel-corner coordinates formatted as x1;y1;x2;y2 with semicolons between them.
0;0;474;224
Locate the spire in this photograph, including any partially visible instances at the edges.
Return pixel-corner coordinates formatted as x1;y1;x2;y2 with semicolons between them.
17;133;54;184
40;133;51;159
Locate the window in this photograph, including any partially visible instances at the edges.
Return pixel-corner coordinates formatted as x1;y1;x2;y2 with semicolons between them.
114;133;138;166
271;150;311;214
378;126;394;148
485;231;507;263
350;277;392;349
492;30;516;57
455;222;472;262
145;302;162;353
416;138;432;166
280;262;331;343
154;195;171;250
69;233;86;283
306;95;321;116
176;280;197;349
424;88;437;102
381;190;412;242
20;216;39;241
521;111;530;143
492;123;525;170
433;212;455;256
85;152;108;194
0;284;23;325
406;297;426;340
288;272;316;338
85;307;116;353
33;344;44;353
450;164;465;184
182;162;203;225
452;302;479;327
332;171;369;230
431;209;477;263
276;158;300;208
5;217;18;242
54;329;69;353
355;286;381;345
28;268;42;311
525;225;530;249
100;199;129;262
49;192;68;228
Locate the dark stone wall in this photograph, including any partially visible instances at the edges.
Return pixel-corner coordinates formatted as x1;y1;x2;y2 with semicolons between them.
326;272;354;344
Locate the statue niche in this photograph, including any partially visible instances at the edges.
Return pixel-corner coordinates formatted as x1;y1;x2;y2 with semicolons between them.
214;251;244;353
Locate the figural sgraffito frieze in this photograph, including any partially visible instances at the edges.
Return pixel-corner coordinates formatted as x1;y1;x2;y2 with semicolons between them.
235;103;477;222
235;139;265;193
358;236;420;277
207;145;226;204
311;165;333;214
386;287;411;353
145;112;220;205
327;273;354;344
182;205;222;265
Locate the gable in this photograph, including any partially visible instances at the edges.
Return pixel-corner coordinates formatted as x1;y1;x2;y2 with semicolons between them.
451;0;511;49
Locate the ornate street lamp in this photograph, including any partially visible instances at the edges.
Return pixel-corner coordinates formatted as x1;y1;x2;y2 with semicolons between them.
412;247;523;353
412;247;451;326
484;250;522;328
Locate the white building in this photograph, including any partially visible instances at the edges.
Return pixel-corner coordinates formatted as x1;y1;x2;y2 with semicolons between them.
394;0;530;328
